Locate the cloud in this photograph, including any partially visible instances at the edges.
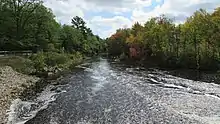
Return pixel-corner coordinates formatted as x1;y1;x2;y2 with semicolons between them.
83;0;152;12
132;0;220;24
88;16;132;38
43;0;220;38
44;0;85;24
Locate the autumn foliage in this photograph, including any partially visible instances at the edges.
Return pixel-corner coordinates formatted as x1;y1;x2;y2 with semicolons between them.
107;8;220;70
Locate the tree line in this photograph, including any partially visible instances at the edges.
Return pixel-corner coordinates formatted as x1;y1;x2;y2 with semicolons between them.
107;8;220;71
0;0;105;55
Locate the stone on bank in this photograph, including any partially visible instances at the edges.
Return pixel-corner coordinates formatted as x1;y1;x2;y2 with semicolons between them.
0;66;39;123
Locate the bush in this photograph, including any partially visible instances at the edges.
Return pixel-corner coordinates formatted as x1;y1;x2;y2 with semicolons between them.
200;56;219;71
44;52;70;66
30;51;83;74
0;51;84;78
68;52;83;69
0;56;35;74
119;52;128;61
29;52;46;73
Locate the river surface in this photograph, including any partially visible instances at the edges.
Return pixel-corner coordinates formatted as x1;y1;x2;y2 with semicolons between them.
7;58;220;124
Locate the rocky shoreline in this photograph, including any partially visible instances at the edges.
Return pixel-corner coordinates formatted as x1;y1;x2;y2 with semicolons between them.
0;66;39;124
0;55;85;124
121;59;220;84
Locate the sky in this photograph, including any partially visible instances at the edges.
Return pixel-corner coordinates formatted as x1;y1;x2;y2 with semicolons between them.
44;0;220;38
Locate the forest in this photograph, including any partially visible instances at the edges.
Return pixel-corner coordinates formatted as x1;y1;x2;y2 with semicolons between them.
107;7;220;71
1;0;220;73
0;0;105;54
0;0;106;76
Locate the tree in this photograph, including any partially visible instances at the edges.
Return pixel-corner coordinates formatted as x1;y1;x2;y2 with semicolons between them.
107;7;220;70
71;16;92;38
30;5;60;51
11;0;42;41
0;0;105;58
107;29;130;57
59;25;83;53
0;0;44;50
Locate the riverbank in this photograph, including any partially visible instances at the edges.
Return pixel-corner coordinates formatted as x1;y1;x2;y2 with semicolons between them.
117;58;220;84
166;69;220;84
0;53;84;123
0;66;39;123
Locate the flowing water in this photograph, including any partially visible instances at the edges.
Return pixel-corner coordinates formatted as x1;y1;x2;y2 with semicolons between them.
7;58;220;124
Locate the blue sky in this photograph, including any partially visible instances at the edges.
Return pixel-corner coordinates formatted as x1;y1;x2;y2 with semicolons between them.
84;0;164;19
44;0;220;38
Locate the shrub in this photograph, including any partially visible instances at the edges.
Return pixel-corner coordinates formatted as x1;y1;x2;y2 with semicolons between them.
0;56;35;74
30;51;83;74
68;52;83;69
29;52;46;73
44;52;70;67
119;52;128;61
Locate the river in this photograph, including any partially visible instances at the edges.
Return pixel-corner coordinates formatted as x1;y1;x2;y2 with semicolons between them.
7;58;220;124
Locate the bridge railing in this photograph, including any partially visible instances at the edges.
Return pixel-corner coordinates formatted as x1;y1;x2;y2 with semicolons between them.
0;51;32;56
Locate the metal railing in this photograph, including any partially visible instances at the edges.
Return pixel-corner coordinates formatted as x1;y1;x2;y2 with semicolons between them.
0;51;32;56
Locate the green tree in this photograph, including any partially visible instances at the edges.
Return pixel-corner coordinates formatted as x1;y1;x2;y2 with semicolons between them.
107;7;220;70
60;25;83;53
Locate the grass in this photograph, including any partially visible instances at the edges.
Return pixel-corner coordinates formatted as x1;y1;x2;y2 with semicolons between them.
0;56;35;75
0;52;84;77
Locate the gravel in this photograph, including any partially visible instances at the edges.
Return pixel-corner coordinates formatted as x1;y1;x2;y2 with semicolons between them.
0;66;39;124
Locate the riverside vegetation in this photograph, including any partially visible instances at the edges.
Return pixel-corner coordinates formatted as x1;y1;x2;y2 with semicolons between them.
107;7;220;72
0;0;106;76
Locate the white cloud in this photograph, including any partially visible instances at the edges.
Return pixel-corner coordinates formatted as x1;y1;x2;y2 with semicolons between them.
132;0;220;24
43;0;220;38
83;0;152;12
88;16;132;38
43;0;139;38
44;0;85;24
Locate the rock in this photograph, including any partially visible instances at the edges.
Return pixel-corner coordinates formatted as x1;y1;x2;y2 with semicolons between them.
48;72;54;77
